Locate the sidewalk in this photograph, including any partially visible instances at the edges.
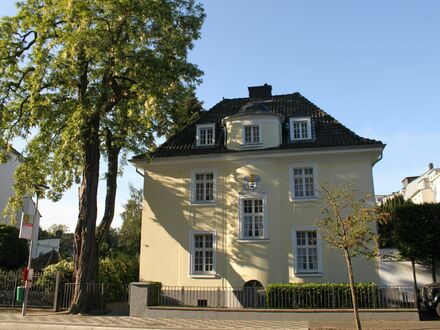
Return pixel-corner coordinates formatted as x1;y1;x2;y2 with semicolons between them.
1;309;440;329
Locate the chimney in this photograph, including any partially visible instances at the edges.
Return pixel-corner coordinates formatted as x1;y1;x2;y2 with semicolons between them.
248;84;272;100
428;163;434;170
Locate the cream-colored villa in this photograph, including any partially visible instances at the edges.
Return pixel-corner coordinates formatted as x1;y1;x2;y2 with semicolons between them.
131;84;385;289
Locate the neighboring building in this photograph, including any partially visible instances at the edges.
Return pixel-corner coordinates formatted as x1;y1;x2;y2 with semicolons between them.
131;84;385;289
36;238;61;257
0;147;42;258
0;148;21;226
390;163;440;204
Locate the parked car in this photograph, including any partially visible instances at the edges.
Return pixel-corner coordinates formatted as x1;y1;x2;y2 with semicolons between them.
422;283;440;316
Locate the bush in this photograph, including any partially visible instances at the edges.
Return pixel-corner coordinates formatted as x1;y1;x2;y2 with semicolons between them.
266;283;378;309
0;224;28;271
36;259;74;286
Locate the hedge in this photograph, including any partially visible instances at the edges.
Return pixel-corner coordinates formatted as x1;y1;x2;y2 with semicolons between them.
266;283;378;309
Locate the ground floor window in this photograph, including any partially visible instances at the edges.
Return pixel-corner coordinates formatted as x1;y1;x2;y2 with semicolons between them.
190;232;215;275
292;227;322;275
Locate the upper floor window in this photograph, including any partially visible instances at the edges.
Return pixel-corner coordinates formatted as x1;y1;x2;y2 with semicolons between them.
290;166;317;200
244;125;261;144
289;117;311;141
196;124;215;146
191;169;216;204
239;194;268;240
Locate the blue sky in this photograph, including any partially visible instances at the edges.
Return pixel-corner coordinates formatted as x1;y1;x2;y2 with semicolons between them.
1;0;439;231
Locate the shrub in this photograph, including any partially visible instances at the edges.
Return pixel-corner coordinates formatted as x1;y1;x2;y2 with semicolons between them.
36;259;74;286
266;283;378;309
0;224;28;271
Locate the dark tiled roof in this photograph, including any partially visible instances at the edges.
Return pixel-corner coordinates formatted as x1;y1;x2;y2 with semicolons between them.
133;92;383;160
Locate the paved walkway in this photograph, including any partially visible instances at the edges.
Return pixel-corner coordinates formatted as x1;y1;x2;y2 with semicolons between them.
1;310;440;329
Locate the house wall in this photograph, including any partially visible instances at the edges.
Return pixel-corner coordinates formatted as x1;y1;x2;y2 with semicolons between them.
139;150;380;288
0;153;20;226
224;117;281;150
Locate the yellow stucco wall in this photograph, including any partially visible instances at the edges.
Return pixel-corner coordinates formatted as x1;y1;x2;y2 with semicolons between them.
139;149;381;288
225;117;281;150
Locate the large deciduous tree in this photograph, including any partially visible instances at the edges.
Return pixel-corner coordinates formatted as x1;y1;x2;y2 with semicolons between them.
315;183;380;330
0;0;204;313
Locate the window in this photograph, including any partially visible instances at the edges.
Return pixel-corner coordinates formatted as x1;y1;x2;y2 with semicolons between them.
244;125;260;144
289;117;311;141
292;228;322;275
191;169;216;204
196;124;215;146
191;232;215;275
239;195;267;240
291;167;316;199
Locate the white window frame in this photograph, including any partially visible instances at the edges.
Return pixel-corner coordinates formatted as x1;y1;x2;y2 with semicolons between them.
291;226;323;276
196;123;215;146
289;117;312;141
238;193;268;241
240;121;263;146
243;124;261;144
189;231;216;277
191;168;217;205
289;164;318;201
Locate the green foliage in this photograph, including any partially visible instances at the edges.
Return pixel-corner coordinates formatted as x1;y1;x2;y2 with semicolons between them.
0;224;28;271
36;259;74;286
146;281;162;306
266;283;378;309
394;203;440;264
377;194;411;248
119;185;143;256
316;183;379;258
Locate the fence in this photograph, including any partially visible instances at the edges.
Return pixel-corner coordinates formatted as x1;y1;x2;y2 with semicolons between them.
159;286;417;309
0;271;58;309
61;283;129;315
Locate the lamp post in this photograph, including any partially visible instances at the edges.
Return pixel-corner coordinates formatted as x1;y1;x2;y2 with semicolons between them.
22;184;49;316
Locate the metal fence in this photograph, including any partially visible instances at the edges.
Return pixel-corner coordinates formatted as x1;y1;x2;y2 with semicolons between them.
159;286;417;309
0;271;58;309
61;283;129;315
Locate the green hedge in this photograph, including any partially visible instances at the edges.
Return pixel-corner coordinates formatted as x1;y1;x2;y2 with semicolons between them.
266;283;378;309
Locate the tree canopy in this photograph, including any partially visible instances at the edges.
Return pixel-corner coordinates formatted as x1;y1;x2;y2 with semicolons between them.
315;182;380;330
394;203;440;282
0;0;205;313
119;185;143;256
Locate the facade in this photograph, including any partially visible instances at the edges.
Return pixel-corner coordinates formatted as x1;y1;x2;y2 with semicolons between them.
132;84;384;289
0;148;41;258
0;149;21;226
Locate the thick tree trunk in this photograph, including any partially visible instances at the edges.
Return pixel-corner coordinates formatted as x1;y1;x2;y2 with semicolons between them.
432;258;437;283
70;116;100;314
96;134;120;246
411;258;420;311
344;249;362;330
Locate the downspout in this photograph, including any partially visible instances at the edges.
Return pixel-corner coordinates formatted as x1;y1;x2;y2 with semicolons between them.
135;168;144;177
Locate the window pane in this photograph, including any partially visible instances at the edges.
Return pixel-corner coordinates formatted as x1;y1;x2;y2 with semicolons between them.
193;233;214;274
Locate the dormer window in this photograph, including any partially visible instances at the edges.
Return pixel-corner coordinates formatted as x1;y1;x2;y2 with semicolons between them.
290;117;311;141
244;125;260;144
196;124;215;146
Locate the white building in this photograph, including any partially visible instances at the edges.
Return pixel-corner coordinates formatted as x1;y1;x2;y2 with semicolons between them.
1;148;42;258
401;163;440;204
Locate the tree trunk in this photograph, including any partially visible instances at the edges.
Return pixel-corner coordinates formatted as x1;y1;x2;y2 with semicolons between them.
344;248;362;330
70;116;100;314
96;134;120;246
431;258;437;283
411;258;420;311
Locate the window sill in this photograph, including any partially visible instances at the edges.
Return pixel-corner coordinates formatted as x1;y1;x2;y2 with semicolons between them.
237;239;270;243
189;274;219;279
289;197;319;203
191;201;217;206
293;272;323;277
289;138;312;142
240;143;264;148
